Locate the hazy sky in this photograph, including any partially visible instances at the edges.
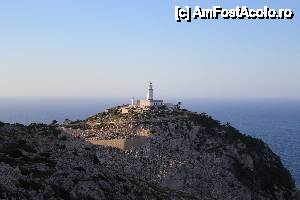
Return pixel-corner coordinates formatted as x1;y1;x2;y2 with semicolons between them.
0;1;299;99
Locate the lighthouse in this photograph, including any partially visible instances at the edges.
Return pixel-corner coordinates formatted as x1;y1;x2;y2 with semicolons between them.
122;81;176;113
147;82;153;100
132;82;175;108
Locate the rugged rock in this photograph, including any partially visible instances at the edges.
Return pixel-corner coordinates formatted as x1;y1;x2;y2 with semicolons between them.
65;106;299;200
0;106;299;199
0;123;196;200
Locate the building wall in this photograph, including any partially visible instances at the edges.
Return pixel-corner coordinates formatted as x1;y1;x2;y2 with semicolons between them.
137;99;164;107
138;99;151;107
151;100;163;106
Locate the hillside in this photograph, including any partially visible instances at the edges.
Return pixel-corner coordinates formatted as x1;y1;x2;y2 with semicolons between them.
0;106;299;200
0;122;198;200
64;106;299;200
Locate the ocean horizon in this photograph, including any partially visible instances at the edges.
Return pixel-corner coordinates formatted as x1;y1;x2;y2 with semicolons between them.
0;97;299;188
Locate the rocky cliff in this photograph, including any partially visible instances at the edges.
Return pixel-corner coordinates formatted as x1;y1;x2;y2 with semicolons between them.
0;122;194;200
0;106;299;200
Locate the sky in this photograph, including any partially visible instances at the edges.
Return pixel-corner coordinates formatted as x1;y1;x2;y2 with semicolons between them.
0;1;299;99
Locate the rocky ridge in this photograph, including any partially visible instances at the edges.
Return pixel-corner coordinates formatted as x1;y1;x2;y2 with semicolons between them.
0;122;196;200
0;106;299;200
65;106;299;200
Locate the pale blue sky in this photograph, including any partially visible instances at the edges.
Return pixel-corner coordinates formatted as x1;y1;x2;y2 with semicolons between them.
0;1;299;99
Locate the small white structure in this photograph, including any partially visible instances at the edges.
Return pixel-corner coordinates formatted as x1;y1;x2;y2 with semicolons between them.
131;97;135;106
131;82;174;109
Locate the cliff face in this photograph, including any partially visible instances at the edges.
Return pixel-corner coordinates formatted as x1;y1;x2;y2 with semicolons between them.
66;106;299;200
0;106;299;200
0;122;195;200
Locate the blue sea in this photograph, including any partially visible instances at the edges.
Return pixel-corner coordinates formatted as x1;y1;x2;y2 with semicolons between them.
0;98;299;188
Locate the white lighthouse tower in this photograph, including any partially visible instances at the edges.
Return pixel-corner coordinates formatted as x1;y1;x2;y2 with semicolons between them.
122;81;175;113
147;82;153;100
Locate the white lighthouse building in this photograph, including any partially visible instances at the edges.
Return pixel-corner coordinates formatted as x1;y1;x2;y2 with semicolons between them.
135;82;163;108
147;82;153;100
121;82;176;113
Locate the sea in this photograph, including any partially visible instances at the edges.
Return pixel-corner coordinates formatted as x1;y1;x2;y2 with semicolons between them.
0;97;299;188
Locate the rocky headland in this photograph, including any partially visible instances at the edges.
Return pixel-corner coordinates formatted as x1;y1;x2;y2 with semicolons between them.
0;106;299;199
